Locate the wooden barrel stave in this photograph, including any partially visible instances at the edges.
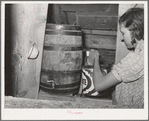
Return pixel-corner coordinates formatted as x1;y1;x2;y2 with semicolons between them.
45;34;82;46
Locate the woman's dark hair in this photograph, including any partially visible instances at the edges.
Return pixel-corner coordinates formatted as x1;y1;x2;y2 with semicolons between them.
119;7;144;44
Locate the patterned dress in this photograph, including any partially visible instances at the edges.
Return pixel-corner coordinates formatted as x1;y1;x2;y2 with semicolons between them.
111;40;144;108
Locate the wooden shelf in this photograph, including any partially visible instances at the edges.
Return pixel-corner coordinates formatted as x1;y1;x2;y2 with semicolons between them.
82;29;117;36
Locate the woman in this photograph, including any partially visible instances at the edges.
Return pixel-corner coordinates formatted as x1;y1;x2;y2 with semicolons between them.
90;7;144;108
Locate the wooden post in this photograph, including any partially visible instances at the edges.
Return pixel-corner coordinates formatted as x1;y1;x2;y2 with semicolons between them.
9;4;48;99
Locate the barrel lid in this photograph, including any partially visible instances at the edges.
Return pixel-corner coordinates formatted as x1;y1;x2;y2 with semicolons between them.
46;23;81;30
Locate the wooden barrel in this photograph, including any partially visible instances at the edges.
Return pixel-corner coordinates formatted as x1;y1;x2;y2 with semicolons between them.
40;24;83;94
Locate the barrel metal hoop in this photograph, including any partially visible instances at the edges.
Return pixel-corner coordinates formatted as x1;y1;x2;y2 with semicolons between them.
45;30;82;36
46;24;81;30
43;45;82;51
41;69;82;75
40;85;79;94
40;81;80;89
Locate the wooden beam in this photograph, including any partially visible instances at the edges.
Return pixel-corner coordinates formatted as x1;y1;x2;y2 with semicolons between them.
82;29;117;36
9;4;48;99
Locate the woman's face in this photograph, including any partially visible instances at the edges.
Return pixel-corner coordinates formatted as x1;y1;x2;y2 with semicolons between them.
120;24;135;49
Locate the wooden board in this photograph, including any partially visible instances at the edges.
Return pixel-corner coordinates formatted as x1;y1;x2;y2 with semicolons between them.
82;29;117;36
76;14;118;30
47;4;118;25
60;4;118;14
7;4;48;99
83;34;116;50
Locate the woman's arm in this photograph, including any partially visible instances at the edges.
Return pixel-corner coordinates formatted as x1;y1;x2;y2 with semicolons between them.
93;55;121;92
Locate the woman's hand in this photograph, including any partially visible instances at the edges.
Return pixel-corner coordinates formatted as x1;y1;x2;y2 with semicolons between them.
86;49;100;65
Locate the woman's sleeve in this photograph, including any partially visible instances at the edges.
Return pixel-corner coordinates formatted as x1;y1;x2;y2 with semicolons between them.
111;51;144;83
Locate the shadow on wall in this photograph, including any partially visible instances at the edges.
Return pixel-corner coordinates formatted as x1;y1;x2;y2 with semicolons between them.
5;4;14;96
